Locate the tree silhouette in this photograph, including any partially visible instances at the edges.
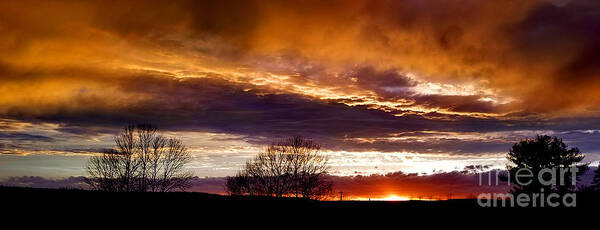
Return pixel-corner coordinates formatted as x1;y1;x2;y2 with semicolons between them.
506;135;586;194
226;136;333;199
85;124;192;192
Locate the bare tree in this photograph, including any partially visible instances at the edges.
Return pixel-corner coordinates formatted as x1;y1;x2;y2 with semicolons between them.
158;138;193;192
225;172;251;195
243;143;293;197
281;136;327;198
226;136;333;199
135;124;158;191
85;124;193;192
85;149;122;192
113;125;140;192
147;135;167;192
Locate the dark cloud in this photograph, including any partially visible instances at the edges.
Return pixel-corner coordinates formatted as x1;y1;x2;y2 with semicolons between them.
0;143;20;154
329;166;598;198
3;63;600;155
331;171;509;199
343;66;415;95
0;176;88;189
412;95;505;114
507;0;600;112
0;175;227;194
0;75;518;154
4;167;598;198
0;172;510;198
188;177;228;194
11;72;434;142
2;0;600;160
0;133;53;142
462;164;493;174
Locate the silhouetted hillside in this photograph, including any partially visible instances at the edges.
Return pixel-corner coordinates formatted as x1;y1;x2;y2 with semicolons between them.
2;186;599;220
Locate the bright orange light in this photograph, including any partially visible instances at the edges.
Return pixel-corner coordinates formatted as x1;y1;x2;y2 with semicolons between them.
376;195;410;201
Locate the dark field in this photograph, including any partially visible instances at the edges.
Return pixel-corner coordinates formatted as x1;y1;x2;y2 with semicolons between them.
2;186;599;220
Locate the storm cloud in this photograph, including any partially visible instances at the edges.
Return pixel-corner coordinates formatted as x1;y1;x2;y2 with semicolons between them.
1;0;600;178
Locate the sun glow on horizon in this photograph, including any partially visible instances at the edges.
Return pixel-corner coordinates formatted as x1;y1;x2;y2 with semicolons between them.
349;195;412;201
377;195;411;201
345;194;455;201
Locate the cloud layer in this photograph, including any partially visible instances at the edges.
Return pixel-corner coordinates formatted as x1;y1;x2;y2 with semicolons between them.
4;167;598;199
2;0;600;177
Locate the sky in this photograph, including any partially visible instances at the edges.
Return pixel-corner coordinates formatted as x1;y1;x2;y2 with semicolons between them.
1;0;600;197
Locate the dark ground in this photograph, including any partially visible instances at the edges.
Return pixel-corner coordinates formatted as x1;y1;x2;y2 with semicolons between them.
1;186;599;222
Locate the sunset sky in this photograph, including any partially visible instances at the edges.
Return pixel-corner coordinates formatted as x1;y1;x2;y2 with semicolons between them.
2;0;600;198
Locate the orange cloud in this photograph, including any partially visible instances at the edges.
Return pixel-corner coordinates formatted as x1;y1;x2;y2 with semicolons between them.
4;0;600;119
3;0;600;163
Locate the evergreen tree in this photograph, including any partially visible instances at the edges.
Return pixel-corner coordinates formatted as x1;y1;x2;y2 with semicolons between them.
507;135;586;194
